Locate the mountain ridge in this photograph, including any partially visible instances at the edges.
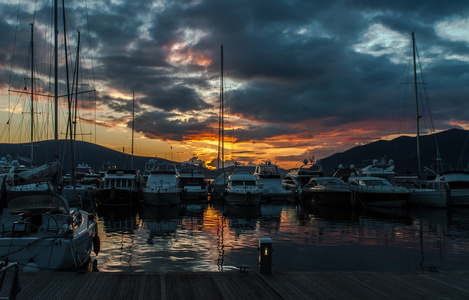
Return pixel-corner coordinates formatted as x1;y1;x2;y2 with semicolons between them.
1;128;468;178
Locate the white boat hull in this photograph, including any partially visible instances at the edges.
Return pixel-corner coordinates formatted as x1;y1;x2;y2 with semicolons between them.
224;191;262;206
259;179;293;201
142;188;181;206
408;188;447;208
448;189;469;206
0;210;97;271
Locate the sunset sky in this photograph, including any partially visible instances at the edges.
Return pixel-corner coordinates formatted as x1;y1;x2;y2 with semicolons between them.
0;0;468;170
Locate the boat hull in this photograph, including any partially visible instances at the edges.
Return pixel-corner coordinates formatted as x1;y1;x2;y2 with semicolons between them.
142;188;181;206
0;210;97;271
259;179;294;202
408;188;447;208
224;191;262;207
181;187;209;200
99;188;140;207
303;190;353;207
447;189;469;206
351;189;410;208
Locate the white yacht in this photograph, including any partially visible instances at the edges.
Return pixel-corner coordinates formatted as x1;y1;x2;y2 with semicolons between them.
99;169;141;207
254;161;293;201
142;163;181;206
302;177;352;207
178;157;209;200
282;159;324;195
426;171;469;206
224;172;263;207
360;158;447;208
347;175;410;208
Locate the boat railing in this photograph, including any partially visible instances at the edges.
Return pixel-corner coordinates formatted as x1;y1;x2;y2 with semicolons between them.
322;182;349;189
0;262;20;299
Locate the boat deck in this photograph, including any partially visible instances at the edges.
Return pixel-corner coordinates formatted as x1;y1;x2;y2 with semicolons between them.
1;271;468;299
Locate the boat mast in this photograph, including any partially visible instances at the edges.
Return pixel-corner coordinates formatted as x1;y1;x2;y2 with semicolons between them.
217;45;224;171
131;92;135;170
54;0;59;162
30;23;34;167
62;0;73;175
412;31;423;181
71;30;81;186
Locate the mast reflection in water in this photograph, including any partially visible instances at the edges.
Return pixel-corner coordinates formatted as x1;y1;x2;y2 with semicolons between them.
92;202;469;272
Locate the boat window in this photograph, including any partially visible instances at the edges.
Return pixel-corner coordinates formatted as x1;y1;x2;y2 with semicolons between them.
448;181;469;189
231;180;244;186
183;178;206;187
318;178;345;186
245;181;256;186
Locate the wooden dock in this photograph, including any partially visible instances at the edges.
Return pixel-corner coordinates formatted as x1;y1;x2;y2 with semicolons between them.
1;271;468;299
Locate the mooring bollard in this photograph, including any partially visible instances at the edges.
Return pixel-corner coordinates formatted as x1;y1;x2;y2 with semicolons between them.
258;238;272;274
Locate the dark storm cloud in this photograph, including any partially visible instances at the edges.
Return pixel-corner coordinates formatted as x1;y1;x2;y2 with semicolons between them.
2;0;469;145
232;123;297;143
140;85;212;113
132;110;216;141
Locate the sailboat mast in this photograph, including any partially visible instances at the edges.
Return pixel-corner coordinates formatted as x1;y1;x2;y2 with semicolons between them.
30;23;34;167
412;31;423;180
217;45;224;170
131;92;135;170
221;45;224;170
71;30;81;184
54;0;59;161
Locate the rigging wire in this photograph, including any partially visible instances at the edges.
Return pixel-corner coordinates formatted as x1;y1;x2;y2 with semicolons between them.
414;35;445;173
85;0;98;144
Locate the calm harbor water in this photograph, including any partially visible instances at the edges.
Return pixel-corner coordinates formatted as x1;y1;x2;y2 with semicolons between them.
92;200;469;272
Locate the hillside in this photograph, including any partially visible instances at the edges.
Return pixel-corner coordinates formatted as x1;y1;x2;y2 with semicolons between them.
319;128;469;176
1;128;468;177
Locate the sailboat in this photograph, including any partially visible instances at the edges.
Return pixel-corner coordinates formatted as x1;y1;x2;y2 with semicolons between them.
209;45;229;199
60;31;99;209
0;1;99;271
405;32;446;208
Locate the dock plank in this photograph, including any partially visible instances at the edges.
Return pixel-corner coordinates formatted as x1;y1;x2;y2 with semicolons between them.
5;271;469;300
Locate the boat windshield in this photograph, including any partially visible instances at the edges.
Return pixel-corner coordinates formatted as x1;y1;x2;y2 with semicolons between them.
316;178;346;186
231;180;244;186
256;166;279;175
360;179;392;186
231;180;257;186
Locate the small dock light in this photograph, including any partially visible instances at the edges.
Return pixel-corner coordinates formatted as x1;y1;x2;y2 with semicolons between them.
258;238;272;274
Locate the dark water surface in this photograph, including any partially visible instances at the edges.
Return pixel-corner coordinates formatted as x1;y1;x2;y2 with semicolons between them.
92;201;469;272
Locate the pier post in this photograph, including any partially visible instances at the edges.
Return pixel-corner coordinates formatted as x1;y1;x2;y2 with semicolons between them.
259;238;272;274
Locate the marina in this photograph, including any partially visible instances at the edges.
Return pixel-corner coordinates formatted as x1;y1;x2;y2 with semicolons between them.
1;2;469;299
